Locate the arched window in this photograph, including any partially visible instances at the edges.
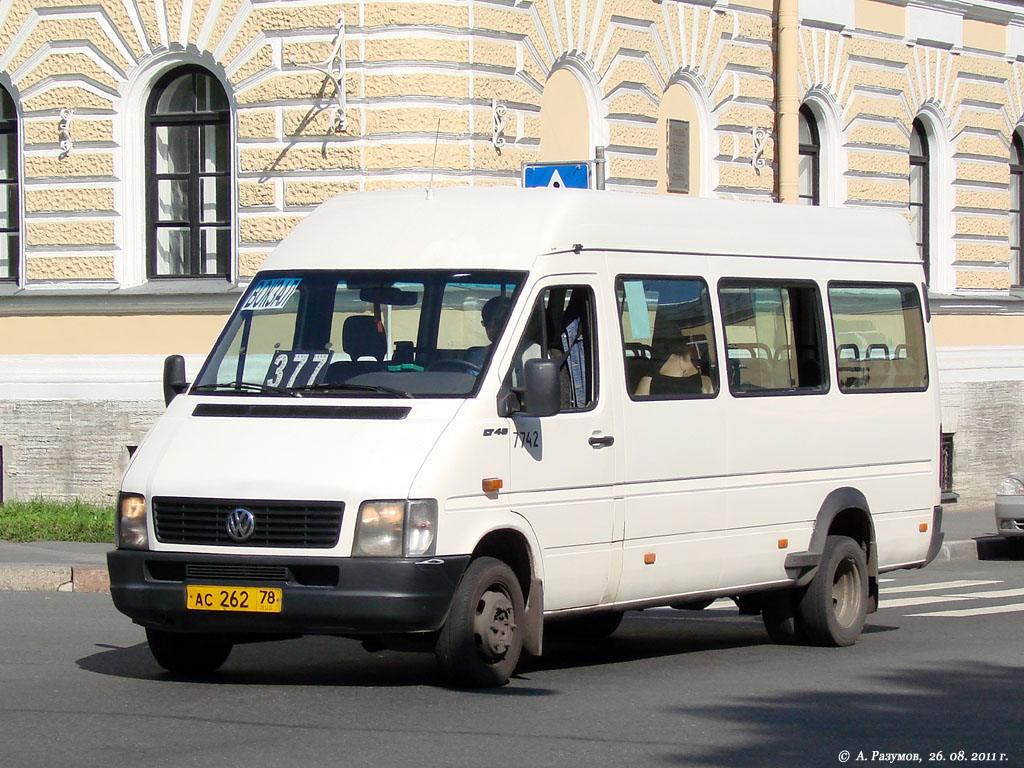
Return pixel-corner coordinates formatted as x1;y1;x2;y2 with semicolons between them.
909;118;930;282
0;85;18;281
798;104;820;206
1011;131;1023;288
146;66;231;278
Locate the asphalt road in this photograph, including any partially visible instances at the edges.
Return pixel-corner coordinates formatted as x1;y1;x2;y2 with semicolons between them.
1;556;1021;768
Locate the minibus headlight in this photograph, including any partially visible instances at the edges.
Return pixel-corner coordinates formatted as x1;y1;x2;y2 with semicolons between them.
117;494;148;550
996;475;1024;496
353;500;438;557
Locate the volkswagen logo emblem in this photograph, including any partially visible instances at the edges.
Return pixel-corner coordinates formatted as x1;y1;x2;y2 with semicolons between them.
226;508;256;543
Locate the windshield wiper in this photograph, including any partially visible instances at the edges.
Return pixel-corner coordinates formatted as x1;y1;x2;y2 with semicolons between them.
191;382;301;397
291;382;414;399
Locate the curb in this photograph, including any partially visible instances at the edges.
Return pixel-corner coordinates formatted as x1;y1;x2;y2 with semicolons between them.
934;535;1017;563
0;537;1016;594
0;565;110;593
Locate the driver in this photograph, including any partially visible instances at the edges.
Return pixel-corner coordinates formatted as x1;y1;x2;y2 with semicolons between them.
466;295;513;367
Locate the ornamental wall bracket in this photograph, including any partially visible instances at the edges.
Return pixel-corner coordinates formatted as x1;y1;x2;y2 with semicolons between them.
289;11;347;134
58;107;74;159
751;126;770;174
491;98;508;154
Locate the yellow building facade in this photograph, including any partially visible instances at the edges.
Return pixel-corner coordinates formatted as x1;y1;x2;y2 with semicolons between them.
1;0;1023;502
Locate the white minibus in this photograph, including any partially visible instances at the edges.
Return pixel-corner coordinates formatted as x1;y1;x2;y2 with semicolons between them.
108;188;943;687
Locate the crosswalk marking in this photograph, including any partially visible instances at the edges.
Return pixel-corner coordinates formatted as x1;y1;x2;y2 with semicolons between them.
880;579;1001;595
907;603;1024;618
878;578;1024;618
881;595;975;609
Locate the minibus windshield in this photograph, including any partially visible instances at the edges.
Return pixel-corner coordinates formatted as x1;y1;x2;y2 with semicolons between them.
193;270;525;398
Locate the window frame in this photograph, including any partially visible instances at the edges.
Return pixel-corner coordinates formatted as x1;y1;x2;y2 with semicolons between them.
717;277;831;398
615;273;720;402
145;64;232;280
909;118;931;284
1011;131;1023;289
826;280;930;395
797;103;820;207
505;283;600;414
0;84;19;283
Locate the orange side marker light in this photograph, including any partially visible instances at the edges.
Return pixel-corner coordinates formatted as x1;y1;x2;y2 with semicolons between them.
482;478;503;495
778;539;789;549
920;523;929;533
644;553;656;565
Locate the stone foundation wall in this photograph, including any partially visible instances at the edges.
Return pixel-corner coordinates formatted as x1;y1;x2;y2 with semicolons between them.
0;400;164;503
0;380;1020;506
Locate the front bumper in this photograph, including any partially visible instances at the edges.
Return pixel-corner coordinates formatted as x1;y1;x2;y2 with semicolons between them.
995;495;1024;538
107;549;470;635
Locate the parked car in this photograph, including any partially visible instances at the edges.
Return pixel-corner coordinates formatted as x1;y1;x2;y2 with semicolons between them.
995;473;1024;538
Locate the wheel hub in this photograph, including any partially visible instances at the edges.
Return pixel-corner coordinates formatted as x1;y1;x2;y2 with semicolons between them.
831;554;862;628
473;588;516;661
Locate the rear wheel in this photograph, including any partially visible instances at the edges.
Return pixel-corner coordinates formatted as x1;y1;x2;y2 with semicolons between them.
761;589;807;645
145;628;233;674
435;557;525;688
797;535;868;647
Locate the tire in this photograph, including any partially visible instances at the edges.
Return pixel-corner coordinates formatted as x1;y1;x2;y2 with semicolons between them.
548;611;624;638
797;535;868;647
761;589;807;645
435;557;526;688
145;628;233;674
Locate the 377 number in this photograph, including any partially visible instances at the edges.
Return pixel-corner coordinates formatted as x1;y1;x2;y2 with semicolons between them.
264;351;333;388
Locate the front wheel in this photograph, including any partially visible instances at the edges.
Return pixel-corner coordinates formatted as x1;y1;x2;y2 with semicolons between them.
435;557;525;688
145;628;233;674
797;535;868;647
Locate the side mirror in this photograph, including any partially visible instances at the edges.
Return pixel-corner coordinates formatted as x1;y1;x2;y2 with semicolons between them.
521;358;560;417
163;355;188;406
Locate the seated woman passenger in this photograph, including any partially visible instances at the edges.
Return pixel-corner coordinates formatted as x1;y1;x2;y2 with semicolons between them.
635;338;709;396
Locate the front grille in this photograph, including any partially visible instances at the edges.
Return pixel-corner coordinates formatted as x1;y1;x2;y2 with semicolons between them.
153;497;343;548
185;563;289;581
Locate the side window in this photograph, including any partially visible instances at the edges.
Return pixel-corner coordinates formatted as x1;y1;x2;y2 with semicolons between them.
1;85;18;282
828;283;928;392
147;65;231;278
616;276;718;399
509;285;597;412
719;281;828;395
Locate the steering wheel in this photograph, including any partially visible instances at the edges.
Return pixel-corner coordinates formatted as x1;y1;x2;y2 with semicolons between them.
425;359;482;374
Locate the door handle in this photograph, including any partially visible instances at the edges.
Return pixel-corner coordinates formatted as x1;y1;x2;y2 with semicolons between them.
588;435;615;448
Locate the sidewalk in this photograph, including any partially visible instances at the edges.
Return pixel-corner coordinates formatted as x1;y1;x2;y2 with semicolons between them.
0;504;1015;593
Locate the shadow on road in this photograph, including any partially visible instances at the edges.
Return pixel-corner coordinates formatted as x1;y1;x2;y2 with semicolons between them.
657;660;1021;767
77;610;901;693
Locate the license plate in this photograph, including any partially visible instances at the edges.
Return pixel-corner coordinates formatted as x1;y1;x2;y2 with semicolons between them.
186;585;282;613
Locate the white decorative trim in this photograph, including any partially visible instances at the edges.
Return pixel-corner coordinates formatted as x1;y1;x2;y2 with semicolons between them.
802;89;845;207
914;103;955;296
58;107;73;159
936;346;1024;383
118;52;237;289
665;70;715;197
548;54;609;152
491;98;508;154
0;355;207;400
799;0;854;30
3;347;1020;401
752;126;770;175
288;12;347;134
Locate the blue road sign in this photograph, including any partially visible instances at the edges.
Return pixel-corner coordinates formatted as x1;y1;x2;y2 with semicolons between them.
523;162;591;189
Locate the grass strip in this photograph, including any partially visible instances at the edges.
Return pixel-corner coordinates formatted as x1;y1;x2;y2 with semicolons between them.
0;499;115;543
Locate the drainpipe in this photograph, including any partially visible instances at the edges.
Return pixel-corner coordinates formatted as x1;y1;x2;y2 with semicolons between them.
776;0;799;204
